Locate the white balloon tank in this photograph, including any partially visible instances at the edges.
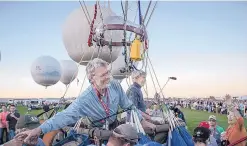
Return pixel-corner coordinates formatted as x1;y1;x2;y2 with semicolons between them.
62;6;121;66
110;51;139;80
31;56;61;87
60;60;78;85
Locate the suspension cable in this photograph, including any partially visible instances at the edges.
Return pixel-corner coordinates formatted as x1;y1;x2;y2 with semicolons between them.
143;1;152;23
97;1;104;24
83;0;91;21
128;6;139;41
77;43;98;96
145;0;158;28
60;48;86;99
77;73;87;96
147;60;157;94
147;54;166;100
79;0;90;25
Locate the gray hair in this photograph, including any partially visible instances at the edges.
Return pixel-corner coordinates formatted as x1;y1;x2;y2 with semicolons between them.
86;58;109;82
131;70;146;81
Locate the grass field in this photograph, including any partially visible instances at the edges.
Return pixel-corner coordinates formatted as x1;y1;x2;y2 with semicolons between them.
16;106;247;134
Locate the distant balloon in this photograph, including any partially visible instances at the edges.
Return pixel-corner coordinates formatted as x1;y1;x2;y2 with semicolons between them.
62;6;121;66
60;60;78;85
31;56;61;87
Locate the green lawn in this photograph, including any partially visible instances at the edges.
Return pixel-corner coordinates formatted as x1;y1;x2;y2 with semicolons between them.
182;108;247;134
16;106;247;134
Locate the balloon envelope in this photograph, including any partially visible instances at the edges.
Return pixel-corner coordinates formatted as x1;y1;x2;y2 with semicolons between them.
60;60;78;85
31;56;61;87
62;6;121;66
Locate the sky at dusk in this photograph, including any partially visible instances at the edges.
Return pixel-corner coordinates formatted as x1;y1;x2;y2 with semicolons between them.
0;1;247;98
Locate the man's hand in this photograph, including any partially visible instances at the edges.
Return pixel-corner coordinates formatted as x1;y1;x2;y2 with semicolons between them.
15;127;42;145
5;128;36;146
10;113;15;118
151;117;165;124
141;120;156;132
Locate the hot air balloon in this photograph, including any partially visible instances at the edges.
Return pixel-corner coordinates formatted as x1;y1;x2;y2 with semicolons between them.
60;60;78;86
31;56;61;87
62;6;121;66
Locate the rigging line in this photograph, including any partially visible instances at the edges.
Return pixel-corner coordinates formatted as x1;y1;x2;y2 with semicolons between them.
128;6;139;41
123;1;129;73
124;1;128;24
61;47;86;99
77;73;87;96
79;0;90;25
97;1;104;24
145;0;158;28
147;60;157;94
147;54;166;101
142;83;148;98
121;0;125;17
143;0;152;23
77;44;98;96
83;0;91;21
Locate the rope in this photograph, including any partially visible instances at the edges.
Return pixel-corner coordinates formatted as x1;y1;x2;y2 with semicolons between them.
83;0;91;21
79;0;90;25
97;1;104;24
144;79;149;98
147;54;165;99
60;48;86;99
147;59;157;94
77;43;98;96
145;1;158;28
128;5;139;41
143;1;152;23
88;3;98;47
77;74;87;96
120;1;125;17
142;86;148;98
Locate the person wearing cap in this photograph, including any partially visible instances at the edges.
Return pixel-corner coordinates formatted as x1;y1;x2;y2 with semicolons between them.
173;104;186;123
106;124;139;146
16;58;156;145
198;121;218;146
126;70;164;124
126;70;170;144
193;127;211;146
208;115;224;146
